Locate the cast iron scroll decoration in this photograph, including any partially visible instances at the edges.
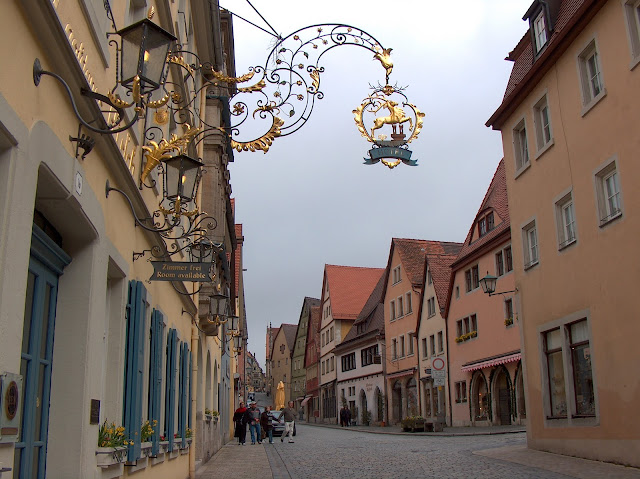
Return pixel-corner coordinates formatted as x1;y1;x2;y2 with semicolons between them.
149;24;393;156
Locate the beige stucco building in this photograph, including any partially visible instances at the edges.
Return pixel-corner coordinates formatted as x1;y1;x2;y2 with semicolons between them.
270;324;297;407
487;0;639;466
0;1;242;478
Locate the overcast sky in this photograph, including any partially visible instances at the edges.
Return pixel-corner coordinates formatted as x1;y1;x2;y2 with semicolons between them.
222;0;533;367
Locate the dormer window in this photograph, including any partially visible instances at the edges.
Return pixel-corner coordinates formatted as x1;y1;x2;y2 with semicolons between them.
533;11;547;52
478;212;495;237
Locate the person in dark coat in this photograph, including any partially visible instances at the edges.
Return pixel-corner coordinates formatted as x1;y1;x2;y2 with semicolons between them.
233;402;249;445
260;405;274;444
340;406;349;427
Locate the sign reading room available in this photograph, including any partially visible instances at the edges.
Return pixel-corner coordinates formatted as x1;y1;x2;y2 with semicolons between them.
150;262;213;282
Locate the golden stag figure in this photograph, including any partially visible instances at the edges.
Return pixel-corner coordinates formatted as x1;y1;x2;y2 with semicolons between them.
370;100;413;137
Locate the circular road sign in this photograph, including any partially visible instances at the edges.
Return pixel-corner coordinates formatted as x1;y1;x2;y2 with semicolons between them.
432;357;445;371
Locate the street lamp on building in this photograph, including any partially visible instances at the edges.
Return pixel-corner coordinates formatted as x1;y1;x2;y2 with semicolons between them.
479;272;518;296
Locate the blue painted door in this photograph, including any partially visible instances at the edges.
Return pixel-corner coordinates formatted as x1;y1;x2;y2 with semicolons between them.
14;228;69;479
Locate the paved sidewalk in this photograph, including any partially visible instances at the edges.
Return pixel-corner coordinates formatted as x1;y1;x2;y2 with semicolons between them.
474;444;640;479
302;420;526;436
195;441;273;479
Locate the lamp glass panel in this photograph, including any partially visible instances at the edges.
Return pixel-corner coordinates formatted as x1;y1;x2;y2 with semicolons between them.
233;336;240;349
138;23;174;90
163;156;181;199
480;274;497;294
178;158;202;202
120;25;145;89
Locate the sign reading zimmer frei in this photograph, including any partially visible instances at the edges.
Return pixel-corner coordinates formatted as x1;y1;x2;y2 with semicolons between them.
150;262;213;282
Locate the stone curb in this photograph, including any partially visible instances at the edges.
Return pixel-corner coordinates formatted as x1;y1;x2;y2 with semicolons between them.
301;422;526;437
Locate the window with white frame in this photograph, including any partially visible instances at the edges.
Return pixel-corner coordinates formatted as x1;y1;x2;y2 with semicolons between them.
422;338;428;358
495;250;504;276
399;335;405;357
533;94;552;150
595;160;623;226
392;265;401;284
533;11;547;52
542;318;595;420
504;245;513;272
505;298;514;323
623;0;640;61
408;333;414;355
341;353;356;372
405;292;412;314
555;192;577;249
330;326;334;341
437;331;443;353
578;40;604;107
522;220;539;269
513;119;530;172
397;296;404;317
427;269;432;285
392;338;398;360
456;314;477;338
390;300;396;321
478;212;494;237
427;297;436;317
455;286;460;299
330;356;334;371
429;335;436;357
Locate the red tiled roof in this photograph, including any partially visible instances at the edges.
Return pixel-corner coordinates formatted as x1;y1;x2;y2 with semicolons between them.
488;0;603;128
340;273;386;346
325;264;385;320
452;159;510;268
386;238;461;290
428;252;460;310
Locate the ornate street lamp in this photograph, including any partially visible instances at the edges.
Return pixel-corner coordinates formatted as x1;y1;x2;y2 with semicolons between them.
162;154;203;205
33;15;176;134
480;272;518;297
118;18;176;96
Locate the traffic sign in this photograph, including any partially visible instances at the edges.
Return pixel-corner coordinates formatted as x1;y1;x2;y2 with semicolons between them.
432;370;446;380
433;377;446;387
432;357;445;371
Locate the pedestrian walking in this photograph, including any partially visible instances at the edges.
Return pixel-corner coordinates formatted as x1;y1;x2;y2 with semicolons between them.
260;405;274;444
248;401;262;444
345;406;352;427
233;402;249;445
281;400;296;443
340;406;348;427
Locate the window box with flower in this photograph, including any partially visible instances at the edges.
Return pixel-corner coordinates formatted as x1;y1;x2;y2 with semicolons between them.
96;419;131;468
504;317;514;327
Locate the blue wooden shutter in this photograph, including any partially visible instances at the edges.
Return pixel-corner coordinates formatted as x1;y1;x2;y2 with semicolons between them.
178;342;188;448
149;310;163;456
165;328;177;450
188;350;192;430
124;280;146;462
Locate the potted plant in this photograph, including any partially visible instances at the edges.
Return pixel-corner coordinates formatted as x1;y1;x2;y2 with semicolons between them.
140;420;156;455
96;419;131;468
159;435;170;453
204;408;213;422
504;317;514;326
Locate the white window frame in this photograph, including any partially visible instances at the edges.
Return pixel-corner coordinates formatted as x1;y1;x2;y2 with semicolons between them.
577;39;606;115
533;11;548;52
397;296;404;317
622;0;640;68
408;333;414;356
421;337;428;358
533;93;554;156
390;300;396;321
427;296;436;318
593;157;623;227
399;335;405;358
392;265;401;284
522;219;539;270
554;189;577;250
405;292;413;314
512;118;530;175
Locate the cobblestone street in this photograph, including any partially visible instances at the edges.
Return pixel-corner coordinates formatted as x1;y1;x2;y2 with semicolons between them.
197;423;640;479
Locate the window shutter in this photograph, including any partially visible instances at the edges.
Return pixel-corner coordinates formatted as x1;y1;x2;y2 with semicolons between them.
124;280;146;462
149;310;163;456
165;328;177;450
178;342;188;448
188;350;192;430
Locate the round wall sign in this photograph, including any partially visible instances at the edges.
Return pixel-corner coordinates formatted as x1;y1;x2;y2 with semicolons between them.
432;357;445;371
5;380;18;420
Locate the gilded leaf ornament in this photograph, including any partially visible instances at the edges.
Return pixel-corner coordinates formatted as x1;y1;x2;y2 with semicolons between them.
140;124;201;183
209;69;255;84
168;55;195;76
230;117;284;154
237;79;266;93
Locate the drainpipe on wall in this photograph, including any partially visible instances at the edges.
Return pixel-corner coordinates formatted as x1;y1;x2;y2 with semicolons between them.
189;324;199;479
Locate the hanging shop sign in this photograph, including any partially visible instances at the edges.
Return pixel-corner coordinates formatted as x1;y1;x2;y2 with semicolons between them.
150;261;213;282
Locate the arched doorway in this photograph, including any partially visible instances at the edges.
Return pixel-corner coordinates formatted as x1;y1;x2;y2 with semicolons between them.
471;372;489;422
392;381;402;423
359;389;369;425
374;387;384;423
492;367;512;425
406;378;418;416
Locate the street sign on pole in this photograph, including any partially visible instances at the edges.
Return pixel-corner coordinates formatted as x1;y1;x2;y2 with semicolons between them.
432;367;446;387
432;357;445;371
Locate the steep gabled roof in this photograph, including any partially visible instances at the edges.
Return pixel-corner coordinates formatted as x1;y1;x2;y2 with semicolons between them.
294;297;320;344
487;0;605;129
382;238;461;299
304;305;321;368
324;264;385;320
280;324;298;353
451;160;510;269
339;273;386;347
429;252;461;310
